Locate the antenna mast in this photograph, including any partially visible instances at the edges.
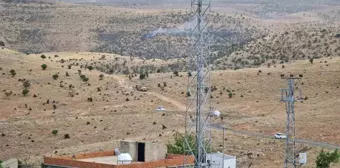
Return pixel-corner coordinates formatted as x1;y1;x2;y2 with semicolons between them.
281;76;302;168
184;0;211;167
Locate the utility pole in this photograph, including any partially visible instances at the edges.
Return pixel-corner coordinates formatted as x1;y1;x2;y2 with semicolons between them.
184;0;211;167
281;75;302;168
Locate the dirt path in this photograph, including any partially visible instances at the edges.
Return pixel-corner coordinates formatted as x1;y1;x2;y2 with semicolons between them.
111;75;187;112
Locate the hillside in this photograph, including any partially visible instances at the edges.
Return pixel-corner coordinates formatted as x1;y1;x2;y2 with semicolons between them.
1;47;340;167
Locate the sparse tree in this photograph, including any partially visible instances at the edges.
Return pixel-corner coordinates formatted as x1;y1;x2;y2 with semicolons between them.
41;55;46;59
41;64;47;70
228;92;233;98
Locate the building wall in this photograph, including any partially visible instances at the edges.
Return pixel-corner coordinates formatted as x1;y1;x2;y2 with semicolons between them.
44;154;194;168
119;141;137;161
144;142;167;162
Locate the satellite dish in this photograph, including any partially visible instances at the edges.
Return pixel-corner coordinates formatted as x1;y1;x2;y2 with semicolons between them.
114;148;121;155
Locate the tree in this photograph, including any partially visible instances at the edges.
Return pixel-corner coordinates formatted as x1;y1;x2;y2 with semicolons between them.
52;74;59;80
41;54;46;59
52;130;58;136
41;64;47;70
99;74;104;80
167;133;211;155
22;89;29;96
310;58;314;64
316;149;340;168
10;69;16;77
0;41;5;47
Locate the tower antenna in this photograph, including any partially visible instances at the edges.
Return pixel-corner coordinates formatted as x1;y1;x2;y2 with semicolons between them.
281;75;303;168
184;0;212;167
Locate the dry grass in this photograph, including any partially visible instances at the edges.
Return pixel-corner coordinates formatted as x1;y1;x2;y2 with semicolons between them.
1;47;339;167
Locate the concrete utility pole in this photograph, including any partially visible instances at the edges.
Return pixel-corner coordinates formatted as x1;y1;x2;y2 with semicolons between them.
281;75;302;168
184;0;211;167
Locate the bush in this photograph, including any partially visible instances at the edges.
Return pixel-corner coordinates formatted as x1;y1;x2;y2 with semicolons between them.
22;89;29;96
99;74;104;80
188;71;192;77
41;64;47;70
52;74;59;80
23;80;30;89
64;134;70;139
52;130;58;136
316;149;340;168
139;71;146;80
228;92;233;98
10;69;16;77
173;71;179;76
41;54;46;59
167;133;211;155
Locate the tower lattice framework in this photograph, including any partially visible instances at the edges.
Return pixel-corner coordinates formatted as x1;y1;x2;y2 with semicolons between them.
184;0;212;167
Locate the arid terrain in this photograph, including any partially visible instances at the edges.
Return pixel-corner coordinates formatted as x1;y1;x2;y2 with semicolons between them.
1;0;340;167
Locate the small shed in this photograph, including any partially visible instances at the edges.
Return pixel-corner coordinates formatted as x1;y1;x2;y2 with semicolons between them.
207;152;236;168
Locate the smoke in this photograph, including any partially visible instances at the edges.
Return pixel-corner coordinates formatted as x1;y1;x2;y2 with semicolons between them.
142;16;200;39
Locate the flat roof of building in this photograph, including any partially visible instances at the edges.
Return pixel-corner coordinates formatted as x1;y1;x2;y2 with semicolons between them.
208;153;236;160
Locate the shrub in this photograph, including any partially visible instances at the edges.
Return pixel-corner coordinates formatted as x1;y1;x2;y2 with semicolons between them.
52;74;59;80
41;54;46;59
52;130;58;136
188;71;192;77
139;71;146;80
173;71;179;76
157;69;161;73
186;91;191;97
163;82;167;87
228;92;233;98
316;149;340;168
68;65;72;69
22;89;29;96
82;77;89;82
53;104;57;110
23;80;30;89
64;134;70;139
10;69;16;77
41;64;47;70
99;74;104;80
167;133;211;155
0;41;4;46
87;97;93;102
87;66;93;71
310;58;314;64
66;72;69;76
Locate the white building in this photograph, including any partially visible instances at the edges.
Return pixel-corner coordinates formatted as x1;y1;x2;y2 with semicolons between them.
207;153;236;168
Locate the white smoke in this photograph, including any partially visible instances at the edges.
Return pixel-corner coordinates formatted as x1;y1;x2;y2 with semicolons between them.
143;16;201;39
